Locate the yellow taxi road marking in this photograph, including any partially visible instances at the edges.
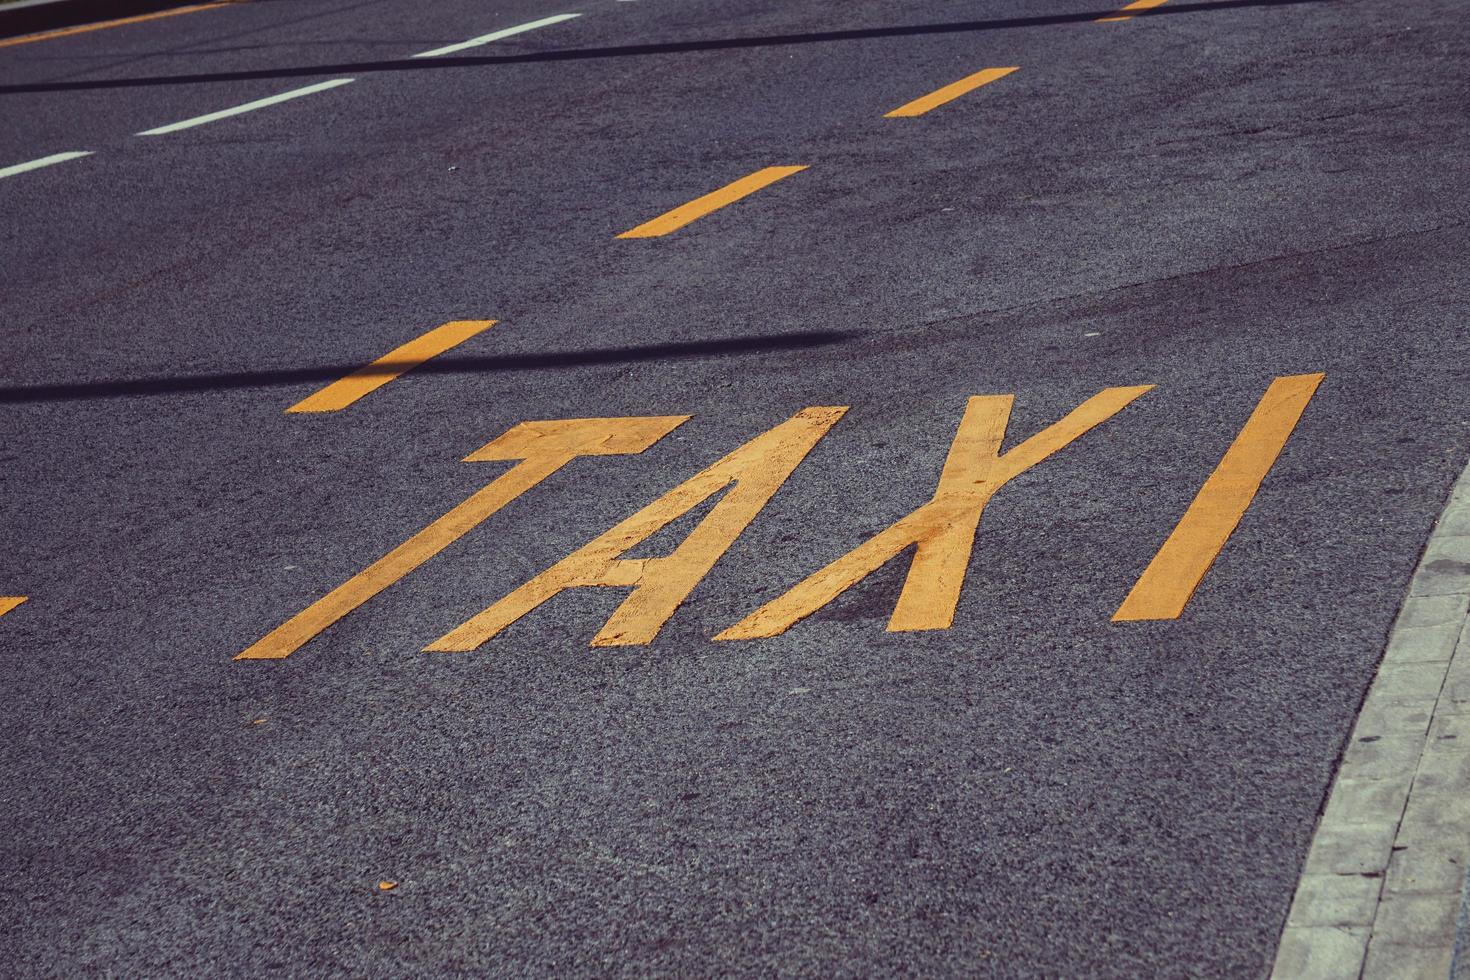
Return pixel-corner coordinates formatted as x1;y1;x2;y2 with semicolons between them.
617;166;809;239
884;67;1019;118
717;387;1154;641
0;150;93;181
137;78;356;136
236;416;688;660
0;1;234;50
1112;373;1325;622
1097;0;1171;22
0;597;27;619
412;13;582;58
286;319;496;413
429;407;847;651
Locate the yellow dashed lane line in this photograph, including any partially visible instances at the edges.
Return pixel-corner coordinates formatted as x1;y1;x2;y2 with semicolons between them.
618;166;808;238
0;2;237;50
885;67;1019;118
1097;0;1172;23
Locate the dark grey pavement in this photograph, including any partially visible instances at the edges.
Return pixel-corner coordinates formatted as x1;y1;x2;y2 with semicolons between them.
2;0;1469;973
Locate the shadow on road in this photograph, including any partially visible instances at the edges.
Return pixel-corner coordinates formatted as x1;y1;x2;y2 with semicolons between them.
0;330;855;403
0;0;1331;95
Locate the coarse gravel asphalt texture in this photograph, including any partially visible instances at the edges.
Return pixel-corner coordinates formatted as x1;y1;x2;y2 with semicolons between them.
2;0;1469;973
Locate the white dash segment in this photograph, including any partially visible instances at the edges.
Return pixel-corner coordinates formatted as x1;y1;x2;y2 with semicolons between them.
0;150;93;180
136;78;356;136
412;13;581;58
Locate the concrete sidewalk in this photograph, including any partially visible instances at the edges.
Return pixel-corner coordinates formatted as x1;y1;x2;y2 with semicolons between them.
1276;462;1470;978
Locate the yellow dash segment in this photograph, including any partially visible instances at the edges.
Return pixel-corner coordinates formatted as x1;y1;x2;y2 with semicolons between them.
286;319;496;414
1097;0;1171;22
884;67;1019;118
617;166;808;239
0;597;27;619
0;2;235;50
1113;373;1325;622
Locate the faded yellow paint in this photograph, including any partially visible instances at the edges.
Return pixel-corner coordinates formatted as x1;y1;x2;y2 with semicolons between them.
0;596;27;618
884;67;1019;118
0;2;235;50
429;407;847;650
236;416;688;661
717;387;1154;640
286;319;496;413
617;166;808;238
1113;373;1324;622
1097;0;1171;22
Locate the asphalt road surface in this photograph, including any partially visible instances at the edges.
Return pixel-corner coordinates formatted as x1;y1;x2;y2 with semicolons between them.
3;0;1468;974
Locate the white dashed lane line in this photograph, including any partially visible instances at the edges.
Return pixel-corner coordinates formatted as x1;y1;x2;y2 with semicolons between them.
132;13;586;138
412;13;583;59
0;150;93;180
1;10;598;176
135;78;357;136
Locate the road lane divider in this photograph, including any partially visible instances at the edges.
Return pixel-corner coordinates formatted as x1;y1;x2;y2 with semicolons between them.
136;78;355;136
412;13;582;58
617;166;808;238
0;2;234;50
718;388;1153;641
884;67;1019;118
0;597;27;619
1097;0;1171;22
429;407;847;651
236;416;688;660
286;319;496;413
0;150;92;181
1113;373;1325;621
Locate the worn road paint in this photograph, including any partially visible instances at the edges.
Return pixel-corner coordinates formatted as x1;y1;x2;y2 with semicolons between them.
413;13;581;58
0;2;233;50
286;320;495;413
429;407;847;650
136;78;356;136
1097;0;1171;22
0;597;27;619
884;67;1019;118
236;417;688;661
1113;373;1324;621
718;388;1154;640
617;166;808;238
0;151;93;181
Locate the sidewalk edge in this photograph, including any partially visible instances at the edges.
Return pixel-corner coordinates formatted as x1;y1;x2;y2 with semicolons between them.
1272;462;1470;979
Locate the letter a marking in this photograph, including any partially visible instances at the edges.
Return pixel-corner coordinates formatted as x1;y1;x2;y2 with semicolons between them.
429;407;848;650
